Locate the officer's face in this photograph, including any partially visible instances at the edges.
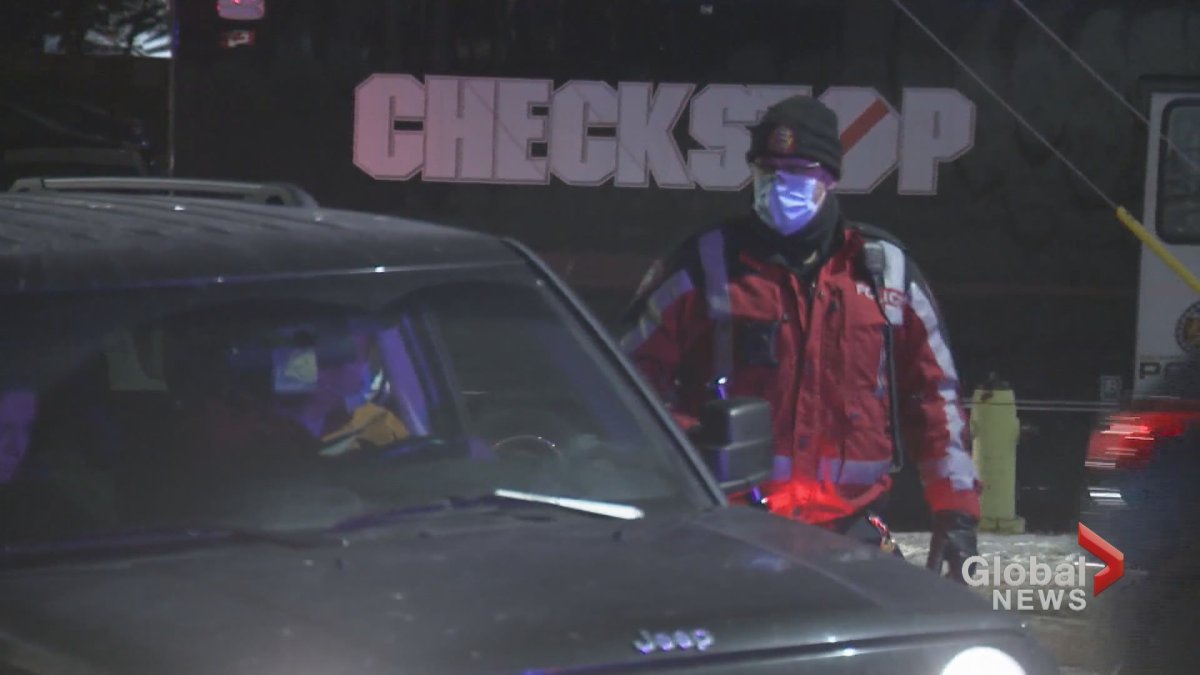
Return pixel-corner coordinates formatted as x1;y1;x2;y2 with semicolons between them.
750;157;839;229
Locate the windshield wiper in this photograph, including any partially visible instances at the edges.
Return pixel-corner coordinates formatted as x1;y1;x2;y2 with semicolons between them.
328;489;644;533
0;527;334;568
490;489;644;520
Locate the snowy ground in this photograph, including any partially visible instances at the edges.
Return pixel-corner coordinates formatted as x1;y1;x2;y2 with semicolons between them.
893;532;1125;675
893;532;1086;575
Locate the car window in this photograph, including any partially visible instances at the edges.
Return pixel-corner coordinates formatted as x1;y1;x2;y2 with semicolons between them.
1158;100;1200;243
0;271;711;545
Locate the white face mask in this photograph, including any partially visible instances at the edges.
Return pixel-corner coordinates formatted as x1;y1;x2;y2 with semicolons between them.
753;169;828;236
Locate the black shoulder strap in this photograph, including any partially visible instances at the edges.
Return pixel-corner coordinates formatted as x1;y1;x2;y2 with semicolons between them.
847;220;907;250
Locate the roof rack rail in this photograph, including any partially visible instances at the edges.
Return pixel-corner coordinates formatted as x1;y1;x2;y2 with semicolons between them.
8;176;319;207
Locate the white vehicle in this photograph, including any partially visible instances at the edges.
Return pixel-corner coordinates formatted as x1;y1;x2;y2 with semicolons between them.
1134;86;1200;396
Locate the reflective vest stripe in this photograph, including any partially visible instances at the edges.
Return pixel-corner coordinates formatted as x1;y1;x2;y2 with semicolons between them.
772;455;792;481
773;456;892;486
909;280;975;491
698;230;734;388
817;457;894;486
619;270;695;354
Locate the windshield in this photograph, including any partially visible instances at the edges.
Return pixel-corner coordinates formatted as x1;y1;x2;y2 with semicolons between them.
0;269;711;546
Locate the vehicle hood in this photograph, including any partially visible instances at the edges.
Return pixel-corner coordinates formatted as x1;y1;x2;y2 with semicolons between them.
0;507;1023;674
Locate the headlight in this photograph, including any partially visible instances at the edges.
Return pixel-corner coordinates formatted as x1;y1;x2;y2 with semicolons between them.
941;646;1025;675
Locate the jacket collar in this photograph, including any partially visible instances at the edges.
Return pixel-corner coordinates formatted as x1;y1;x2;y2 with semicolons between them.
735;219;865;283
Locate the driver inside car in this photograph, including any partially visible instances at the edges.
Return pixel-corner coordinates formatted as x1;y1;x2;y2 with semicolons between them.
270;324;410;451
172;318;411;468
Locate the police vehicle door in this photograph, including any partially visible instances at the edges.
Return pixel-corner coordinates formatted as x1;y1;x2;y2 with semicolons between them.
1134;87;1200;395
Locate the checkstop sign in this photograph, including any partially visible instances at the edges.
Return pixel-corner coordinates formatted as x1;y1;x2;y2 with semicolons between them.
1079;522;1125;596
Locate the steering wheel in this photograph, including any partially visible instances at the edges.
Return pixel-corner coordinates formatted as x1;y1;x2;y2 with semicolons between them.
491;434;562;458
473;407;578;460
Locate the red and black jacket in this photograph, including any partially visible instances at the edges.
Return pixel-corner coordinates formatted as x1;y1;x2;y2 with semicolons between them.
620;216;982;524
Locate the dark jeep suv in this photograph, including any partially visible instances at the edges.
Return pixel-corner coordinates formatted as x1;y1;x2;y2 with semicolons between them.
0;177;1055;674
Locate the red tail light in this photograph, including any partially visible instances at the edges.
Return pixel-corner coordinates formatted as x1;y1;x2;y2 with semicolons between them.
1086;411;1192;471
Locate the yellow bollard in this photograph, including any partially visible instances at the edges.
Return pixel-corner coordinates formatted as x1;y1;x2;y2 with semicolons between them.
970;378;1026;534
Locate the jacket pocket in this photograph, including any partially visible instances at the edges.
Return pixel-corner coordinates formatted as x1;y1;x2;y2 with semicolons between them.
841;297;888;394
735;319;781;367
842;390;894;469
726;302;787;401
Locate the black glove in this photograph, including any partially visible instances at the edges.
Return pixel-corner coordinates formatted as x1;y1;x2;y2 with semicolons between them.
925;510;980;583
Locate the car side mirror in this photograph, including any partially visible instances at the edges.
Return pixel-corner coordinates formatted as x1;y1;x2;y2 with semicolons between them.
691;397;774;494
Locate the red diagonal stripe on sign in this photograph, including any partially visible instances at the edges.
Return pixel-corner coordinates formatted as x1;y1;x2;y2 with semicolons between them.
839;98;890;152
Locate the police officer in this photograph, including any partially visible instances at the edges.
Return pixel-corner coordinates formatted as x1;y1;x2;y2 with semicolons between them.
620;95;981;579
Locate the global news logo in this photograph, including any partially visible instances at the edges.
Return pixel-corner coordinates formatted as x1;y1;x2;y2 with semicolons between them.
960;523;1125;612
